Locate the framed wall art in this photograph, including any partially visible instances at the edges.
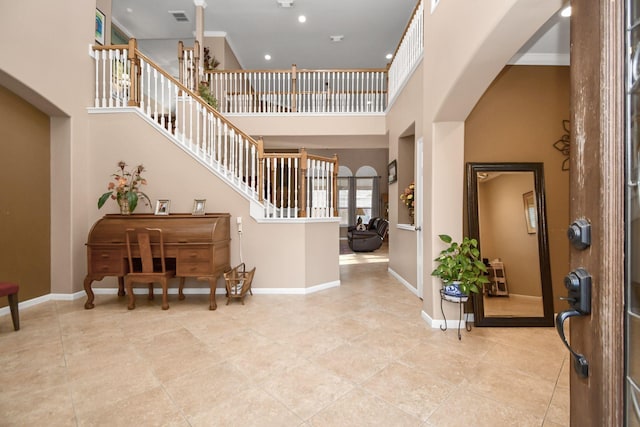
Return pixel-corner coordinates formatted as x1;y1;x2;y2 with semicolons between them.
388;160;397;184
95;9;106;45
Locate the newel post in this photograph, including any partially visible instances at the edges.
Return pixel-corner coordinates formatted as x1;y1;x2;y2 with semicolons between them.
178;41;185;91
127;38;140;107
257;138;265;203
193;40;201;90
299;148;308;217
291;64;298;113
332;154;339;217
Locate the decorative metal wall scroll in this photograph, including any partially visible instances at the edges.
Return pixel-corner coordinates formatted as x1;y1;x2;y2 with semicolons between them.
553;120;570;171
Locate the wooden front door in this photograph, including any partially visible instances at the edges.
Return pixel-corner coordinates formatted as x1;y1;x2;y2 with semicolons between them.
566;0;625;425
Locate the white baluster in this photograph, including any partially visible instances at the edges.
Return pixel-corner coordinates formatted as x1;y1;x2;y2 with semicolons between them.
195;102;200;154
146;61;152;116
266;158;272;217
286;157;292;217
294;157;299;218
250;144;256;193
94;49;100;107
279;157;284;218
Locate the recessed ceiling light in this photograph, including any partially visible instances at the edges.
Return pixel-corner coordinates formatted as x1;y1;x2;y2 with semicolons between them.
385;53;393;60
126;7;133;13
265;54;272;61
560;6;571;17
298;15;306;23
330;35;344;42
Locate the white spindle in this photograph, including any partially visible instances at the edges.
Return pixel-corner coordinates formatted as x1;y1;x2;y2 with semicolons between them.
250;144;256;193
286;157;292;216
266;158;272;217
279;157;284;217
294;158;299;218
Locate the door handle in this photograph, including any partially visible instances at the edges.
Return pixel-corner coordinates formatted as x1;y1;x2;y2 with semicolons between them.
556;309;589;378
555;268;591;378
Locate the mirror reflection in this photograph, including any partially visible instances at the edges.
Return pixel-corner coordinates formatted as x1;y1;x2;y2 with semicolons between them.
467;162;554;327
477;171;543;317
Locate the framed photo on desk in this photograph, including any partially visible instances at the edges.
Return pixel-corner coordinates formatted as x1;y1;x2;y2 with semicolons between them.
192;199;206;216
155;199;170;215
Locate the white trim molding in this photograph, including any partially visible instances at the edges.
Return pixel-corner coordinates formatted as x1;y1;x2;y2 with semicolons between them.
508;52;570;66
0;281;342;317
388;268;418;297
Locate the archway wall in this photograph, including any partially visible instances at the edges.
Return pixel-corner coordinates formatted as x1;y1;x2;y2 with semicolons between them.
420;0;563;322
0;0;98;295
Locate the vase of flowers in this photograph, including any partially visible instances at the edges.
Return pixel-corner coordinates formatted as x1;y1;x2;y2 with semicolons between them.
98;161;150;214
400;182;415;224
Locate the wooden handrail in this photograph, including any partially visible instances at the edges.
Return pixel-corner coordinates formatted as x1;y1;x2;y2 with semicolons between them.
204;67;387;74
133;48;258;144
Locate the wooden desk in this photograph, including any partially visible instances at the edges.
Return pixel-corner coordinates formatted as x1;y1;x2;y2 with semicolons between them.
84;213;231;310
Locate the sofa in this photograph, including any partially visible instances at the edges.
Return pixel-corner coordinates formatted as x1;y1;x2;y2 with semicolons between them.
347;217;389;252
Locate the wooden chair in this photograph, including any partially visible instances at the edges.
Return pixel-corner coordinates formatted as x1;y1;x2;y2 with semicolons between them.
125;228;175;310
223;264;255;305
0;282;19;330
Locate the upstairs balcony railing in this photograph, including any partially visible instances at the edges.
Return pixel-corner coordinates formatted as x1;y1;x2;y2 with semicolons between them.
91;39;337;220
387;0;424;103
201;66;388;114
185;0;424;115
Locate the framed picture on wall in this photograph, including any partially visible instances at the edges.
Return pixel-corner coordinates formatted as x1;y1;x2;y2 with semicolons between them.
95;9;105;45
522;191;537;234
388;160;397;184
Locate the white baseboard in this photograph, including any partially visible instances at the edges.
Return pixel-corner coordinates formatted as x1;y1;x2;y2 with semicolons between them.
422;309;470;330
387;268;418;297
0;280;342;317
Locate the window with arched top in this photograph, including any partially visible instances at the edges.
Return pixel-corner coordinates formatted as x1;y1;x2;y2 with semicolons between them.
336;165;380;226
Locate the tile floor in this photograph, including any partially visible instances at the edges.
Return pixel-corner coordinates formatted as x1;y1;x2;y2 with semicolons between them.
0;247;569;426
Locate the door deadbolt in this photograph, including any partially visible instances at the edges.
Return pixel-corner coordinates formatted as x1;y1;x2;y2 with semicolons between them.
567;219;591;250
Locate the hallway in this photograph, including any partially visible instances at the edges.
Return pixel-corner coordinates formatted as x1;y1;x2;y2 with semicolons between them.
0;251;568;426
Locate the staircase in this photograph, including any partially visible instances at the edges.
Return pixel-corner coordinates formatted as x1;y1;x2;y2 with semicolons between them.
92;39;337;220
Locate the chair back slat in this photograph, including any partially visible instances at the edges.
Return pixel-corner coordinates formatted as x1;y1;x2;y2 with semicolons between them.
125;227;168;274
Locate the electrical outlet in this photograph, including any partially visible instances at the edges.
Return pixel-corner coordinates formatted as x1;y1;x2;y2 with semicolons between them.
236;216;242;233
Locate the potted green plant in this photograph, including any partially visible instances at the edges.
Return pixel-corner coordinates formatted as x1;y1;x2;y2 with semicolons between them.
431;234;489;298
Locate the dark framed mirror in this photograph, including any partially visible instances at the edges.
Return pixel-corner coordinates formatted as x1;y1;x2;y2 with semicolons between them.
466;162;554;327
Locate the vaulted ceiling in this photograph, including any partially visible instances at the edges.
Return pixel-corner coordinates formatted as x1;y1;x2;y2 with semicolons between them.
111;0;569;72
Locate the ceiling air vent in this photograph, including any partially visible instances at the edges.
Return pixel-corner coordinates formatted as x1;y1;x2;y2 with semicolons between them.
276;0;294;8
168;10;189;22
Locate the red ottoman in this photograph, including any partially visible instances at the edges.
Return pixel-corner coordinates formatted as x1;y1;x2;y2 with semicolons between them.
0;282;19;331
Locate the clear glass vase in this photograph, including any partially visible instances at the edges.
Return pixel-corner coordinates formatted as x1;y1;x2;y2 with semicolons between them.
118;197;130;215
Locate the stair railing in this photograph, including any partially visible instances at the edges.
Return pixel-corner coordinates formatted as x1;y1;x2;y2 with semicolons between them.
92;38;337;219
387;0;424;104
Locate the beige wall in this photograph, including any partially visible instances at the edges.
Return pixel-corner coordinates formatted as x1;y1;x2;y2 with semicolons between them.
385;63;423;289
0;86;51;306
417;0;562;323
0;0;96;297
88;111;339;291
224;39;242;70
465;65;570;312
231;115;386;138
479;173;541;297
